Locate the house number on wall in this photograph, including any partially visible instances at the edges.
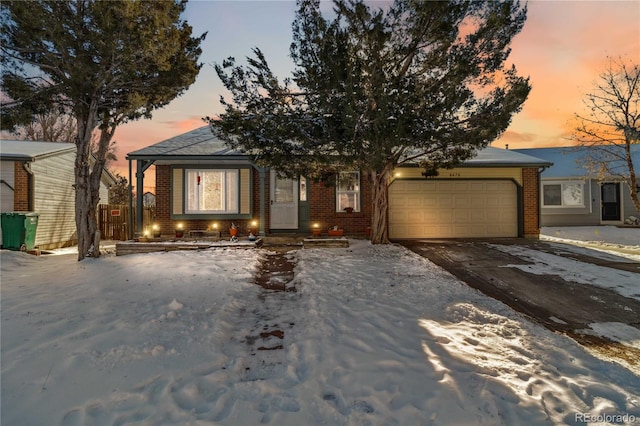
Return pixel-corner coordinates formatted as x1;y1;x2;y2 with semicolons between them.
449;172;461;177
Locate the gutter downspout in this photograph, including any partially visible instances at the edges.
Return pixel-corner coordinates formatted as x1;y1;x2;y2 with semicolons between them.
251;164;267;236
259;166;266;236
22;161;34;211
538;166;550;232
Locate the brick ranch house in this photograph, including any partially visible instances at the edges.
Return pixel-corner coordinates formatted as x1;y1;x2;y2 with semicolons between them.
126;126;552;240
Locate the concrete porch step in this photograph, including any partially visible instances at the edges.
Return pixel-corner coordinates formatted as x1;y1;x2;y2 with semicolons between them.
302;237;349;248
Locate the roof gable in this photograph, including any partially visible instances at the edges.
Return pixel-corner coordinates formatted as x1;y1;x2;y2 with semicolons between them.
127;126;241;158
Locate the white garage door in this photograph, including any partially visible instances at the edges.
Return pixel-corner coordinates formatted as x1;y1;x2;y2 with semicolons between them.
389;180;518;239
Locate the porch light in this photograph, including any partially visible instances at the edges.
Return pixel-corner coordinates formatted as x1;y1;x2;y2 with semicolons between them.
152;223;161;238
210;222;221;238
248;220;258;241
175;223;184;238
311;223;322;237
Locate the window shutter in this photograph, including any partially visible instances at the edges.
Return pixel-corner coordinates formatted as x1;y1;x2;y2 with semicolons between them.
172;168;183;215
240;168;250;214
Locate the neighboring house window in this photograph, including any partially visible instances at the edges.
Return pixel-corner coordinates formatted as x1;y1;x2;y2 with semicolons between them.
185;169;238;213
542;181;584;207
336;171;360;212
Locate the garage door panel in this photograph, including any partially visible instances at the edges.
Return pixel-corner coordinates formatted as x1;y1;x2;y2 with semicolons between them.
389;179;517;238
438;196;454;208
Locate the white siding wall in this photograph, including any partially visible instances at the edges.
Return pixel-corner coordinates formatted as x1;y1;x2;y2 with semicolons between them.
1;160;15;212
99;177;109;204
31;152;77;248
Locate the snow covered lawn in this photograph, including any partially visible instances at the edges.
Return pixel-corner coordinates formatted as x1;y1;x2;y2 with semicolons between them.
1;232;639;425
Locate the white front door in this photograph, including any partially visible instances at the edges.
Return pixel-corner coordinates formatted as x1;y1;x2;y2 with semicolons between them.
270;171;298;229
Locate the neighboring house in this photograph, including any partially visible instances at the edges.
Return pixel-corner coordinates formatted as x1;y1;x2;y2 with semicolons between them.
514;146;640;227
127;126;552;240
0;140;116;249
143;191;156;207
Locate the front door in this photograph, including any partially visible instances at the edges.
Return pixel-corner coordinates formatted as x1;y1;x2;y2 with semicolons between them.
601;182;621;221
270;171;298;229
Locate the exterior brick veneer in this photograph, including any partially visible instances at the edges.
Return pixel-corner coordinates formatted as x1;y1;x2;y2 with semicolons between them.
154;165;262;237
522;167;541;237
13;161;30;211
308;177;372;236
154;165;171;234
153;164;541;238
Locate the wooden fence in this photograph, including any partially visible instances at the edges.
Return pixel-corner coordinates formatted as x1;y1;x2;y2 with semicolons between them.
98;204;155;241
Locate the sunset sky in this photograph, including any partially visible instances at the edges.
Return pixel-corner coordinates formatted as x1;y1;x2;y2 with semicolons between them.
111;0;640;192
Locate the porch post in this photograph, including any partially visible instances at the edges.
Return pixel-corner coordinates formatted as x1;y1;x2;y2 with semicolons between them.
128;159;133;239
135;161;145;236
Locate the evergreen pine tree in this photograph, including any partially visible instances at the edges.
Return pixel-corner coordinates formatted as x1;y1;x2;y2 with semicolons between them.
210;0;530;243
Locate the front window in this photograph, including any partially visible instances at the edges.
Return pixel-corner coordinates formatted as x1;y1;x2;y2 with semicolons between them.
185;169;238;213
336;171;360;212
542;181;584;207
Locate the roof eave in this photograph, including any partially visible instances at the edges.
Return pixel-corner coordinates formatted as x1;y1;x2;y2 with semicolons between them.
400;161;553;168
460;162;553;168
0;147;76;162
0;154;35;161
126;154;252;162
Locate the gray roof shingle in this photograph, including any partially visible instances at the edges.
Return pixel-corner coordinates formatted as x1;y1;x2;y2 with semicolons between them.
127;126;241;158
128;126;552;168
514;146;640;178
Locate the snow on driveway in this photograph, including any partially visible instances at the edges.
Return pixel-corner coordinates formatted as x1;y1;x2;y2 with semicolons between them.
489;244;640;302
1;239;639;425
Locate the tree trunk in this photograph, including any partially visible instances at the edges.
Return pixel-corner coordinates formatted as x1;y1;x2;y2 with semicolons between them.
625;144;640;215
368;164;394;244
74;104;100;261
75;144;95;260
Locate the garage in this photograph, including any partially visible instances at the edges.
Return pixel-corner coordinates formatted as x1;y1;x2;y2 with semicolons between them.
388;179;518;239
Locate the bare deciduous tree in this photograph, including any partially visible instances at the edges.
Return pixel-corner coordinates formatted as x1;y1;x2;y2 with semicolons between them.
22;111;76;143
572;57;640;215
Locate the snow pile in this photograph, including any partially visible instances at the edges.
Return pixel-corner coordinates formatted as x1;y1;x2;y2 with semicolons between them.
1;237;639;425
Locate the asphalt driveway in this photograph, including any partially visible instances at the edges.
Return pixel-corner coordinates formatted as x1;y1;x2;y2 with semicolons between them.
398;238;640;368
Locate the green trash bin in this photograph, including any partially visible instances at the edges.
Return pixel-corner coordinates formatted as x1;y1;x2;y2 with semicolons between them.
1;212;39;251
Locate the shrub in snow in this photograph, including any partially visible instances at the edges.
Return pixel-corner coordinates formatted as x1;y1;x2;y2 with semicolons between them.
624;216;639;225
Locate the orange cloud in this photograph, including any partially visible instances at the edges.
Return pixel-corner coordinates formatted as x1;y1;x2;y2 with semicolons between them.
166;116;208;132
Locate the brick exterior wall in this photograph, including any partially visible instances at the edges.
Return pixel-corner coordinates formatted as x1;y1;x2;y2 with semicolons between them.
154;165;261;237
153;163;541;238
154;165;171;234
153;165;373;237
522;167;541;238
13;161;30;211
308;177;372;236
256;168;268;234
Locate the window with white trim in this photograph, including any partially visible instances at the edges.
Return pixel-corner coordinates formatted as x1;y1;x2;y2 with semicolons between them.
336;171;360;212
542;181;584;207
185;169;238;213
